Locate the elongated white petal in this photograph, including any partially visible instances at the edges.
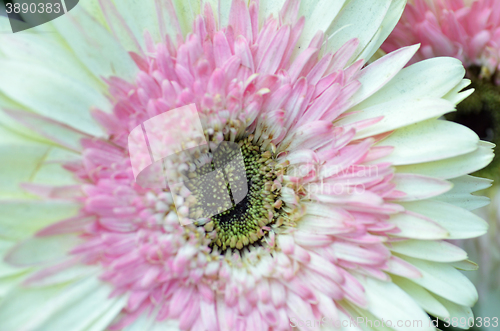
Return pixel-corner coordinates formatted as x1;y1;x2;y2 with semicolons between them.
392;275;449;319
295;0;346;53
390;240;468;262
389;240;467;262
395;143;494;180
392;174;452;201
50;6;137;82
355;0;406;63
324;0;392;64
0;18;102;91
356;275;434;331
353;57;465;110
337;98;455;140
449;260;478;271
87;295;129;331
0;200;80;241
350;45;419;107
36;282;124;331
376;119;479;166
434;175;492;210
0;61;108;136
402;257;478;307
6;234;83;267
387;212;449;240
0;277;105;330
0;239;27;278
432;295;474;330
400;200;488;239
443;79;474;105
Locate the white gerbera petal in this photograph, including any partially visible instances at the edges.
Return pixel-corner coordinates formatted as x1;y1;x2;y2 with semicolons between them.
355;0;406;63
356;276;434;331
350;44;419;107
402;257;478;307
434;175;492;210
390;240;468;262
0;126;79;198
392;276;450;319
392;173;452;201
51;7;137;81
353;57;465;109
0;17;102;90
0;200;80;241
324;0;392;64
0;277;107;330
0;61;108;136
5;234;82;267
375;119;479;166
338;98;455;140
432;295;474;329
387;212;449;240
34;282;124;331
295;0;346;53
396;143;494;179
401;200;488;239
87;296;130;331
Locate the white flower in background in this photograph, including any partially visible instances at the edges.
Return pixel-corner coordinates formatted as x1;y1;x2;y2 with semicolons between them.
0;0;494;330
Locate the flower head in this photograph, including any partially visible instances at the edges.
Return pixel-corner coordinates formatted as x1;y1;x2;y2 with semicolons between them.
0;0;494;330
382;0;500;81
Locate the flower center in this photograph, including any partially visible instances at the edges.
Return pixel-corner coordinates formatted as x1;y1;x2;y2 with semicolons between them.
187;135;285;252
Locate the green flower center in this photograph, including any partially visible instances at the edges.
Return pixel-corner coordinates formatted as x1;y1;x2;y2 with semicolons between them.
185;136;285;252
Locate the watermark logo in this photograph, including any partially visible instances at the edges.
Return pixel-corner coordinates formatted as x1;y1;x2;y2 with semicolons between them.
127;104;248;225
4;0;79;33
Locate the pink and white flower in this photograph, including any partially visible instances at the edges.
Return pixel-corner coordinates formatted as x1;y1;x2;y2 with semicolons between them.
0;0;493;330
382;0;500;82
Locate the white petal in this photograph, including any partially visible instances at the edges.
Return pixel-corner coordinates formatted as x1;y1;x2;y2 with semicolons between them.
392;275;449;319
6;234;83;267
400;200;488;239
350;45;419;107
432;295;474;330
0;239;27;278
449;260;478;271
36;283;124;331
204;0;233;29
402;257;478;307
355;275;434;331
434;175;492;210
0;277;105;330
104;0;161;45
0;60;109;136
395;143;494;180
337;98;455;140
0;200;80;240
0;18;102;90
87;295;129;331
353;57;465;110
50;6;137;82
376;119;479;166
324;0;392;64
392;173;452;201
389;240;468;262
0;127;80;198
295;0;346;53
386;212;449;240
355;0;406;63
443;81;475;106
